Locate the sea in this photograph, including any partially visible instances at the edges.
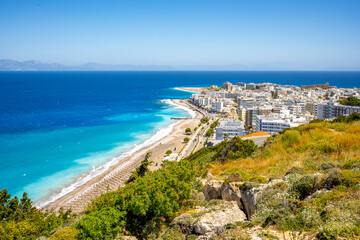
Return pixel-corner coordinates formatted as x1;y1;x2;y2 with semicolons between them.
0;71;359;206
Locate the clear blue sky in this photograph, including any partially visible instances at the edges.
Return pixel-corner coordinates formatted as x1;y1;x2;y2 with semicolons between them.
0;0;359;69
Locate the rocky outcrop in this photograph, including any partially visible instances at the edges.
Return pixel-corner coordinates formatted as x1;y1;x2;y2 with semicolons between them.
166;201;246;240
202;180;223;200
240;184;263;219
221;183;244;211
240;179;284;219
171;213;195;234
193;201;246;235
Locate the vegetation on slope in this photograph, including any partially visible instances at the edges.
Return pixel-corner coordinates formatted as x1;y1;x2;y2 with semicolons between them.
209;113;360;239
1;114;359;239
0;190;73;239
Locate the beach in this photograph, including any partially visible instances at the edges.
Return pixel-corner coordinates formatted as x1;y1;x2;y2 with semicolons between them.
43;99;203;213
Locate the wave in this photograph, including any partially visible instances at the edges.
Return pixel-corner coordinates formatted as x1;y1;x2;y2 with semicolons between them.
35;99;195;208
160;99;196;118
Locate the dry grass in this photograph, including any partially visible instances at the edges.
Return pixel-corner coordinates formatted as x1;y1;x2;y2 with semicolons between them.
209;121;360;178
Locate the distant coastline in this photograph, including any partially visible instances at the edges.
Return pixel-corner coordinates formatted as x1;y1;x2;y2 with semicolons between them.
1;59;360;71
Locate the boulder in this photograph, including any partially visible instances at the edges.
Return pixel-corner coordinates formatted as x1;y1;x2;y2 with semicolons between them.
240;185;262;219
221;183;244;211
193;201;246;235
171;213;195;234
240;179;284;220
202;180;223;200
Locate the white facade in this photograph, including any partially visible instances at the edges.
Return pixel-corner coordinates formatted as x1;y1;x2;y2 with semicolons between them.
256;115;307;134
216;120;245;140
214;101;224;112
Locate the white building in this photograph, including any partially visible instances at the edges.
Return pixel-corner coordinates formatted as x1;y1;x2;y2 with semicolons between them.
256;115;307;134
214;101;224;112
216;120;245;140
317;102;360;120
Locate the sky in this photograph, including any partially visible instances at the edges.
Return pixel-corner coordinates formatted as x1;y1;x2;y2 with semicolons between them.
0;0;359;70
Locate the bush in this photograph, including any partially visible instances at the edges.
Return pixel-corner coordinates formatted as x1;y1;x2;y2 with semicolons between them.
288;175;317;200
212;137;257;162
321;171;345;190
183;137;190;143
76;207;125;240
50;227;79;240
318;162;336;171
206;128;214;136
220;167;250;181
166;150;173;155
159;228;184;240
285;167;305;176
249;176;268;184
342;159;360;170
200;117;209;124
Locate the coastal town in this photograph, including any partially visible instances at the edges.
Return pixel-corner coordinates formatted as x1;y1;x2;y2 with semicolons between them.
188;81;360;141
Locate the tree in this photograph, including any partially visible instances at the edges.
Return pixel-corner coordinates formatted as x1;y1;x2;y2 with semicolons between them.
126;152;152;184
183;137;190;143
166;150;172;155
206;128;214;136
271;91;278;99
76;207;125;240
200;117;209;124
185;128;191;134
339;96;360;106
210;120;219;129
223;133;229;140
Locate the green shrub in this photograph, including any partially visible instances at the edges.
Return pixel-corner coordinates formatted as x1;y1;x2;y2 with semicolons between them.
50;227;79;240
249;175;268;184
285;167;305;176
321;171;345;190
186;234;198;240
318;162;336;171
220;167;250;181
159;228;184;240
240;182;260;191
183;137;190;143
288;175;317;200
76;207;125;240
200;117;209;124
342;159;360;170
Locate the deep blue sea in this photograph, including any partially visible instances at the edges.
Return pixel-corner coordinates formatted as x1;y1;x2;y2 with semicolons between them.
0;71;359;204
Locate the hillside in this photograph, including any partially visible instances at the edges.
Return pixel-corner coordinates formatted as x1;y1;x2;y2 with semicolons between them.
0;114;359;240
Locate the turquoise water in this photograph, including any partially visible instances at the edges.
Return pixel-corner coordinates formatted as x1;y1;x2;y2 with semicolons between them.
1;101;191;204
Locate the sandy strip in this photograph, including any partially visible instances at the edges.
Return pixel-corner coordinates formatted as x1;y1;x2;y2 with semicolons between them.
43;99;203;213
175;87;207;93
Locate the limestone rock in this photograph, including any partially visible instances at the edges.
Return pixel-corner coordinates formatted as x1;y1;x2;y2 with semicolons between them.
202;180;223;201
193;201;246;235
171;213;195;234
240;185;262;219
221;183;244;211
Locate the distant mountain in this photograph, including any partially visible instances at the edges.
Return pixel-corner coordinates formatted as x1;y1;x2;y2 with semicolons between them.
1;59;359;71
0;59;281;71
0;59;69;71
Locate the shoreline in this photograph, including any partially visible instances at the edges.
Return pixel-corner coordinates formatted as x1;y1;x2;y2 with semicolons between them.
42;99;202;212
174;87;206;93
